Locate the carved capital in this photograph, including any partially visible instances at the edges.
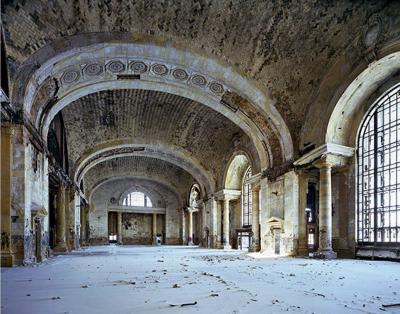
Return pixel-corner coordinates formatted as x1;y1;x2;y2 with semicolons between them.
313;153;348;169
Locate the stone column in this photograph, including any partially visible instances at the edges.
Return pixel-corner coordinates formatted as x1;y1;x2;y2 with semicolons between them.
65;188;72;251
1;125;14;266
250;184;260;252
74;192;80;250
223;198;231;249
153;213;157;245
297;172;309;256
313;156;337;259
54;185;67;252
117;212;122;245
210;197;218;248
188;209;194;245
80;204;87;246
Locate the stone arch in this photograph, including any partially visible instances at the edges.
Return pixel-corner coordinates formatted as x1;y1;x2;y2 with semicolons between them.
326;51;400;147
302;42;400;149
89;175;183;209
13;35;293;167
75;141;214;196
118;186;164;208
223;151;252;190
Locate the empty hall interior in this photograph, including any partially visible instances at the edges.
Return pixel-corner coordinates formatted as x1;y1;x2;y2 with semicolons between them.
1;1;400;313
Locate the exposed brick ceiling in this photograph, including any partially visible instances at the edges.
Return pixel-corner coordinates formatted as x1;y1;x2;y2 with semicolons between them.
84;155;196;201
62;89;254;188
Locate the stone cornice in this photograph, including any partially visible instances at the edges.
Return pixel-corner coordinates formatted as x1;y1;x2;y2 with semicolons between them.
244;172;261;186
108;205;166;215
214;189;241;200
293;143;354;167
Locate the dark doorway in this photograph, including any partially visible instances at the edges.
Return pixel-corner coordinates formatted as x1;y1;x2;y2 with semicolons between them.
108;212;118;243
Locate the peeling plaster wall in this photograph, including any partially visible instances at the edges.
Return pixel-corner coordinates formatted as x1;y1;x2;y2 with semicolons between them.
10;126;50;265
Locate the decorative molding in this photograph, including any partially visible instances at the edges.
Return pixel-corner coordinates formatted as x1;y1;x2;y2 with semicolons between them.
293;143;354;167
57;58;228;100
108;205;166;215
107;60;125;73
266;217;284;232
214;189;241;200
244;172;261;186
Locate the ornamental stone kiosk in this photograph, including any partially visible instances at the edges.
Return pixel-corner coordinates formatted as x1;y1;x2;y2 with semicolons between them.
265;217;285;255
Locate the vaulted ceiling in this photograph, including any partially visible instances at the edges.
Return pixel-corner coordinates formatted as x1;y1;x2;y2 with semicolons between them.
62;89;253;176
2;0;399;204
84;155;196;203
3;0;399;147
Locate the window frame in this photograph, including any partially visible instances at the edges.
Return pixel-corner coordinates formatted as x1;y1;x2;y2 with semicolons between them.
242;167;253;228
357;84;400;246
122;191;153;207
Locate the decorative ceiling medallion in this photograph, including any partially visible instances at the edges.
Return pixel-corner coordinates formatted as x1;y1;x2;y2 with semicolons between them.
84;63;103;76
107;60;125;73
191;74;207;87
61;70;80;84
151;63;168;76
130;61;148;73
209;81;224;95
172;68;188;80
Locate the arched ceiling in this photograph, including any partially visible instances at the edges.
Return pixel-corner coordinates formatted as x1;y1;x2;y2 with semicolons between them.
3;0;399;151
90;177;181;212
62;89;259;191
84;155;196;205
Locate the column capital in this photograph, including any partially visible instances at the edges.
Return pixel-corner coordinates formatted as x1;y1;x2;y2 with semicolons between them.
312;153;348;169
214;189;241;201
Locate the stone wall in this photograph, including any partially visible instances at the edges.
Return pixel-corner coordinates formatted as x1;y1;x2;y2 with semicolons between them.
10;125;50;265
121;213;152;245
88;178;180;245
262;171;299;256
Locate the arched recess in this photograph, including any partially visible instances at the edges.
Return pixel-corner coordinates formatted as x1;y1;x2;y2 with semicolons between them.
223;151;253;190
89;175;184;209
326;51;400;146
119;186;163;208
14;36;293;167
74;142;214;196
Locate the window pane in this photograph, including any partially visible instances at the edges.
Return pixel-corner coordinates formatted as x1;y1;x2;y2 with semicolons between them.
122;191;149;207
357;85;400;244
242;167;252;227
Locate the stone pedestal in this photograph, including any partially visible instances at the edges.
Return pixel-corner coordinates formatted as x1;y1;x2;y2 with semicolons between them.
249;184;260;252
54;186;67;252
223;199;231;249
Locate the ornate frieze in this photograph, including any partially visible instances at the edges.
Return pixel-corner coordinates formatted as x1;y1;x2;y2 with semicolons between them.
57;58;227;99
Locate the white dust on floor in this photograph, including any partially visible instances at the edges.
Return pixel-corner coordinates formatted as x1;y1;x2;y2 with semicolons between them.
1;245;400;314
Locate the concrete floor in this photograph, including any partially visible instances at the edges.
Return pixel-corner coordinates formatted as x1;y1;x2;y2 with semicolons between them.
1;246;400;314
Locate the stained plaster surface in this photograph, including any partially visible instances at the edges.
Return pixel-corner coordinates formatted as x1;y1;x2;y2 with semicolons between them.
1;245;400;314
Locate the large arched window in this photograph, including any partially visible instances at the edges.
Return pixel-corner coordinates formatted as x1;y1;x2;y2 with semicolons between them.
122;192;152;207
242;167;252;227
357;84;400;245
